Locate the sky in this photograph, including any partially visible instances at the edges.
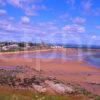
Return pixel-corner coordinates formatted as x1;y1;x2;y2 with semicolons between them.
0;0;100;45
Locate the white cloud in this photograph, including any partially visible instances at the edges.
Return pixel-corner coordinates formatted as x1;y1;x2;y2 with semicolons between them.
81;0;100;16
91;35;96;39
62;25;85;33
21;16;30;24
0;18;99;45
72;17;86;25
32;5;47;10
8;0;21;7
0;9;7;16
0;0;46;16
82;0;93;12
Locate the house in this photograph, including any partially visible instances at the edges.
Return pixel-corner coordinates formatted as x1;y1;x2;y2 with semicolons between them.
2;44;19;51
51;46;64;49
2;46;9;51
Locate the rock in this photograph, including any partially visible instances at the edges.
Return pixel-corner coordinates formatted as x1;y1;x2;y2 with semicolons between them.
45;80;74;94
33;84;46;93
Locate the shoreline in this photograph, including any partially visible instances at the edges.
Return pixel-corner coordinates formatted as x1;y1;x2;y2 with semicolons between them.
0;48;100;95
0;49;53;55
0;48;99;71
0;49;99;78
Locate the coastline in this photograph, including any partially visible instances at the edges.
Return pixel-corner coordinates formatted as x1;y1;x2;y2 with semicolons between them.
0;49;53;55
0;48;99;72
0;48;99;76
0;48;100;95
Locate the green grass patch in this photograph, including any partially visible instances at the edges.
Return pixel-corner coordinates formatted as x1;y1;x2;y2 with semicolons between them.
0;88;86;100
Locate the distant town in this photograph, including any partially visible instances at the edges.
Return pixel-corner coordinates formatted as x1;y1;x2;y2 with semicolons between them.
0;41;100;52
0;42;64;52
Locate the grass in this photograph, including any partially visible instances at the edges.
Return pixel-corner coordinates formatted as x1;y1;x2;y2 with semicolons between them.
0;50;18;52
95;96;100;100
0;87;88;100
0;93;87;100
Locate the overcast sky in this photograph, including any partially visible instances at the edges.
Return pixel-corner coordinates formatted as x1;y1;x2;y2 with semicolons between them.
0;0;100;45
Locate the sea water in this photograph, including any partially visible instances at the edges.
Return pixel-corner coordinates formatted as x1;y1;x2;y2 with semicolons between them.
0;51;100;68
85;53;100;68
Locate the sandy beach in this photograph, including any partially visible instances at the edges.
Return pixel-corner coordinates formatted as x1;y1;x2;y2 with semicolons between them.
0;48;100;95
0;49;99;80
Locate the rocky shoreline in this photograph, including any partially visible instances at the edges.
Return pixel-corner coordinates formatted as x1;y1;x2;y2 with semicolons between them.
0;66;99;100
